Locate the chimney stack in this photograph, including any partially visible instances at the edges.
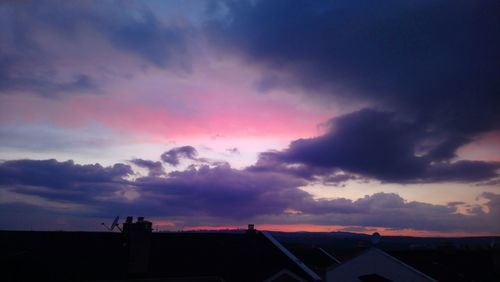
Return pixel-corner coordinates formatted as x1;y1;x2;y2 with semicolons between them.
247;224;256;234
123;216;152;274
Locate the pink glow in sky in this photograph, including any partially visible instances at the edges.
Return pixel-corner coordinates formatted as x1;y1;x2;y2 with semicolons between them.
0;1;499;236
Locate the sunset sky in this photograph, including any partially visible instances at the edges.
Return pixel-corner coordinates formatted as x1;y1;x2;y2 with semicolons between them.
1;0;499;236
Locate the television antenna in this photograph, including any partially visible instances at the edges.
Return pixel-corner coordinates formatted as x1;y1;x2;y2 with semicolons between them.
101;216;122;232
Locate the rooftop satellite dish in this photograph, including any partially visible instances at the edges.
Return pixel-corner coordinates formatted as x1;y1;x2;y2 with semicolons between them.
111;216;120;229
371;232;381;245
101;216;122;232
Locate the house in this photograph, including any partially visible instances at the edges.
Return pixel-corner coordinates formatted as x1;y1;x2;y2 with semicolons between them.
325;248;437;282
2;219;440;282
1;221;323;282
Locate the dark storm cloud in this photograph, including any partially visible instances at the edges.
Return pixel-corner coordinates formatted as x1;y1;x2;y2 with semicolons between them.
207;0;500;180
161;146;201;166
0;1;191;96
259;109;500;183
207;0;500;127
1;158;499;232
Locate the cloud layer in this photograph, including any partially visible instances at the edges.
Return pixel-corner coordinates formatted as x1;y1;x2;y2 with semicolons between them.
1;153;499;233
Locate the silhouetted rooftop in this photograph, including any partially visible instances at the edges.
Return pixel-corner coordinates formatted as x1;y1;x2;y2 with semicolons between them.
1;230;320;282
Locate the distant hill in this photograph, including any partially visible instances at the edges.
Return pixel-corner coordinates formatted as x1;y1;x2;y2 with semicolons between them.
268;231;500;251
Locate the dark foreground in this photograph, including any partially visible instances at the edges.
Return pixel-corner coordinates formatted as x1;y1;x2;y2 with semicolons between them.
1;230;499;281
274;231;500;282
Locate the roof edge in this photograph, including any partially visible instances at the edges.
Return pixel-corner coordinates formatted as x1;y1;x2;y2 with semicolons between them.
371;248;437;282
317;247;341;264
326;247;437;282
261;231;321;281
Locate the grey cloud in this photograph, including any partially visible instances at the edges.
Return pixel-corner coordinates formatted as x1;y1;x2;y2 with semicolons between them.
0;1;193;97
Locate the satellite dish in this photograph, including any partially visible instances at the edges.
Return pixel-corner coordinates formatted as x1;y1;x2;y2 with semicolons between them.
111;216;120;229
101;216;122;232
371;232;381;245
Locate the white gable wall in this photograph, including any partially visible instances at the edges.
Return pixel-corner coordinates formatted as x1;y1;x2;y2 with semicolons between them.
325;248;436;282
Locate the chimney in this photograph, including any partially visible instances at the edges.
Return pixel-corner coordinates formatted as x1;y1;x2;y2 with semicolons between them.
123;216;152;274
246;224;256;234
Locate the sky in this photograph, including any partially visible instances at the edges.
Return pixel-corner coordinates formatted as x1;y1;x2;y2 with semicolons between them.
0;0;499;236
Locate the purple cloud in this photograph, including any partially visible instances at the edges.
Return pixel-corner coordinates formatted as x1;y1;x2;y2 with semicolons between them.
1;157;499;233
130;158;165;177
134;164;308;218
258;109;500;183
0;159;132;206
0;159;132;188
